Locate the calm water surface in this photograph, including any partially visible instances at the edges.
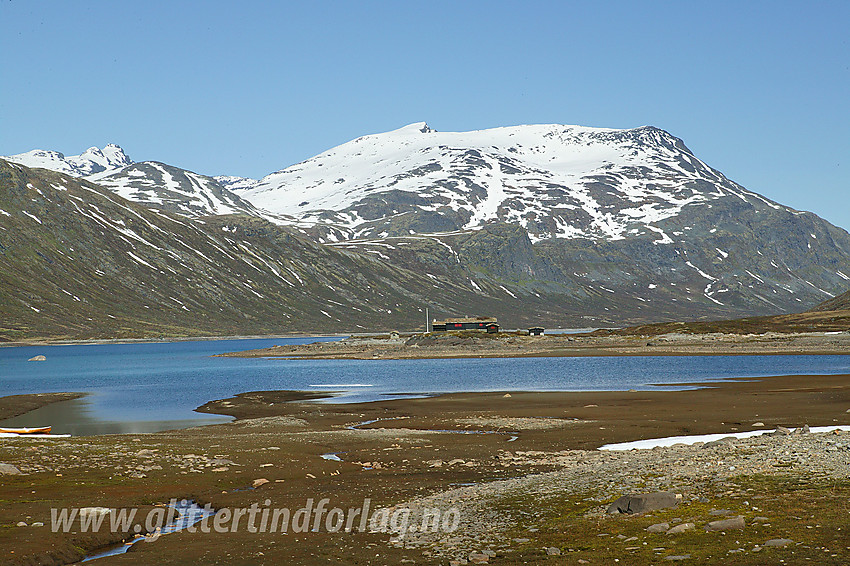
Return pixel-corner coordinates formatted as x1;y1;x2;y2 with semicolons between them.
1;337;848;434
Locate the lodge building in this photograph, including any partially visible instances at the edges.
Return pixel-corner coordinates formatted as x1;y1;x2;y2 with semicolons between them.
432;316;500;333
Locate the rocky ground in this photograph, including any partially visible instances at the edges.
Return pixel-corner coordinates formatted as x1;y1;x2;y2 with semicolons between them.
219;329;850;360
394;427;850;564
2;374;850;565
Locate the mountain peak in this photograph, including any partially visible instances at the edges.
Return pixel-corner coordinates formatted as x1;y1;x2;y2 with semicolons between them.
2;144;132;178
394;122;434;134
242;121;756;243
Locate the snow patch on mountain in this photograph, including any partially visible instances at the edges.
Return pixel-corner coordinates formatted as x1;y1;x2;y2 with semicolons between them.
3;144;132;178
214;175;260;193
241;122;772;242
95;162;262;217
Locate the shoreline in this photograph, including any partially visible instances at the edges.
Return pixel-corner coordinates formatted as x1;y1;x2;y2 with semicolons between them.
3;374;850;564
0;392;85;422
219;329;850;359
0;333;348;348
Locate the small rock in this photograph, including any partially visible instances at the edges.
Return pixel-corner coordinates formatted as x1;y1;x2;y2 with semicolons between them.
27;355;47;362
705;516;745;531
503;393;512;398
426;459;444;468
752;422;764;427
545;547;561;555
667;523;695;534
0;463;23;475
252;478;270;488
709;509;730;516
468;552;489;564
764;538;793;547
512;538;530;543
135;449;156;458
665;556;691;562
16;521;27;527
646;522;671;533
772;426;792;436
31;522;44;527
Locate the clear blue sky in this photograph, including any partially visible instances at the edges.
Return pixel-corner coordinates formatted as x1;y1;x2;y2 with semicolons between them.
2;1;848;229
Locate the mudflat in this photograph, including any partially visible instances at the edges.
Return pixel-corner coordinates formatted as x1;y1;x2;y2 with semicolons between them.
2;373;850;565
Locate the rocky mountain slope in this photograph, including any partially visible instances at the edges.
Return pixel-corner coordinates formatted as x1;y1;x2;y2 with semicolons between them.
241;123;795;242
3;144;131;177
234;123;850;319
3;123;850;335
92;161;263;217
0;159;598;340
2;145;263;218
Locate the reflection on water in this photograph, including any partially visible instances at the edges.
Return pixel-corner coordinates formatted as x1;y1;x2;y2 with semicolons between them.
0;397;230;436
1;337;849;436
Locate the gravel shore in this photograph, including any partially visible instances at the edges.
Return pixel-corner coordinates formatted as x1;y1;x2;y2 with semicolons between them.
219;329;850;360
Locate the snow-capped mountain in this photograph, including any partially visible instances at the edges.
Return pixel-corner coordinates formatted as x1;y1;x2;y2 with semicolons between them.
3;144;131;178
214;175;260;193
241;122;785;242
3;123;850;333
2;145;264;218
94;162;263;217
234;122;850;318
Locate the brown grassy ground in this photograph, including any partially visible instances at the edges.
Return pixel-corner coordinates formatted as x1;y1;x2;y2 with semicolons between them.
2;374;850;565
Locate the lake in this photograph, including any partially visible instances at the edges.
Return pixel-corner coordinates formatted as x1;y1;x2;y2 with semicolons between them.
1;337;848;435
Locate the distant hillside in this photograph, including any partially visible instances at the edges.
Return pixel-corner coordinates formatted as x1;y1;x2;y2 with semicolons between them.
812;289;850;312
593;286;850;337
0;159;561;340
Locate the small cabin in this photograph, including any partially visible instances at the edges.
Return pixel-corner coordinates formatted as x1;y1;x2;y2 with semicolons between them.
432;316;499;333
528;327;545;336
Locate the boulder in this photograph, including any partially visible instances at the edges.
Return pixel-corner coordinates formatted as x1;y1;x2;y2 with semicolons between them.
705;516;745;531
607;491;681;514
0;463;23;475
646;522;670;533
666;522;695;534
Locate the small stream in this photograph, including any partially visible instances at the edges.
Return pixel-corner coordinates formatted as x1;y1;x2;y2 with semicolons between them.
80;500;214;562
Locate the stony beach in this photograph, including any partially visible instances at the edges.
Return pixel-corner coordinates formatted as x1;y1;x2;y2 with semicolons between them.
219;329;850;360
